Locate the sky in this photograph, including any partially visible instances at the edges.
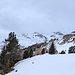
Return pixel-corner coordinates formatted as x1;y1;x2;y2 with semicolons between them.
0;0;75;41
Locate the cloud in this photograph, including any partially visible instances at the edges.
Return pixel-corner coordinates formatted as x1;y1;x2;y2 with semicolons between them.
0;0;75;41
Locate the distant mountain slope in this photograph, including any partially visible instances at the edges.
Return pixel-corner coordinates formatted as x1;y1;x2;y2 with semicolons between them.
18;32;49;47
17;31;75;53
6;53;75;75
0;31;75;53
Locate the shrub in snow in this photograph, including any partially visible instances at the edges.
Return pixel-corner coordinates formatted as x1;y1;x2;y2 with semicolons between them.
59;50;65;54
15;70;18;72
32;62;34;64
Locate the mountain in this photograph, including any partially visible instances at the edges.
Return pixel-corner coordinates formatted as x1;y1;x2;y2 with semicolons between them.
0;31;75;53
1;31;75;75
6;53;75;75
18;31;64;47
49;31;75;53
17;31;75;53
18;32;49;47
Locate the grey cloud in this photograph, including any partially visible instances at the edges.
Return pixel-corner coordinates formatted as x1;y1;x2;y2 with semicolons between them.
0;0;75;38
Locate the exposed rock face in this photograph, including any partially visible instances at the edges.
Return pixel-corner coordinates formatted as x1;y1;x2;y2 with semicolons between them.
58;33;75;45
20;42;47;59
33;32;48;42
64;34;75;40
68;46;75;53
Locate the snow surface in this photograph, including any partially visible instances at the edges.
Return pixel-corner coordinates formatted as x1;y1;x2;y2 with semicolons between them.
6;53;75;75
56;42;75;53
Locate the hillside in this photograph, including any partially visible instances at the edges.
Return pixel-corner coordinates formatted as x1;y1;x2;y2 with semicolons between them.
17;31;75;53
6;53;75;75
0;31;75;53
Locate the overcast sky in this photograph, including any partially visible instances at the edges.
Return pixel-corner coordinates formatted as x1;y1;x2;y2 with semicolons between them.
0;0;75;41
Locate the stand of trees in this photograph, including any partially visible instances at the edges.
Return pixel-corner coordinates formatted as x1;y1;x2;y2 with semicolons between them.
23;48;33;59
0;32;21;74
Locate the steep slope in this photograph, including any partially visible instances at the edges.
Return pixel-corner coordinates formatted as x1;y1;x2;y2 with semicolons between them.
17;32;63;47
18;32;48;47
0;31;75;53
46;32;75;53
6;53;75;75
17;31;75;54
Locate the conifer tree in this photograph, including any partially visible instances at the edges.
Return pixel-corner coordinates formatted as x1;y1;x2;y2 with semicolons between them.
1;32;20;67
29;49;33;57
23;50;29;59
41;48;45;54
0;32;21;73
49;42;56;54
6;32;20;65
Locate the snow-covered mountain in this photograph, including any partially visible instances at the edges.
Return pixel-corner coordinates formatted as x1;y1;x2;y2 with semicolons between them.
17;31;75;53
18;32;49;47
6;53;75;75
18;31;64;47
0;31;75;53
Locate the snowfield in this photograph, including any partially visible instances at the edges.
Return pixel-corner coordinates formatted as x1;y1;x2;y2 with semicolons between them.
6;53;75;75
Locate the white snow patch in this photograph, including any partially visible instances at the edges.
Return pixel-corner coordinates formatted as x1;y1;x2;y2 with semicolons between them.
6;53;75;75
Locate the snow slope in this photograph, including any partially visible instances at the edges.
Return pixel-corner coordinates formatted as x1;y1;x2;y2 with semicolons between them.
18;32;49;47
56;42;75;53
6;53;75;75
18;32;75;53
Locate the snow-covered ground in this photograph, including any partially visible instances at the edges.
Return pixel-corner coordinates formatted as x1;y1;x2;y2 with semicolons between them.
6;53;75;75
56;42;75;53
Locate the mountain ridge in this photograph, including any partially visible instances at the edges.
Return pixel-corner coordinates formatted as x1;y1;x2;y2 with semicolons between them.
16;31;75;54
